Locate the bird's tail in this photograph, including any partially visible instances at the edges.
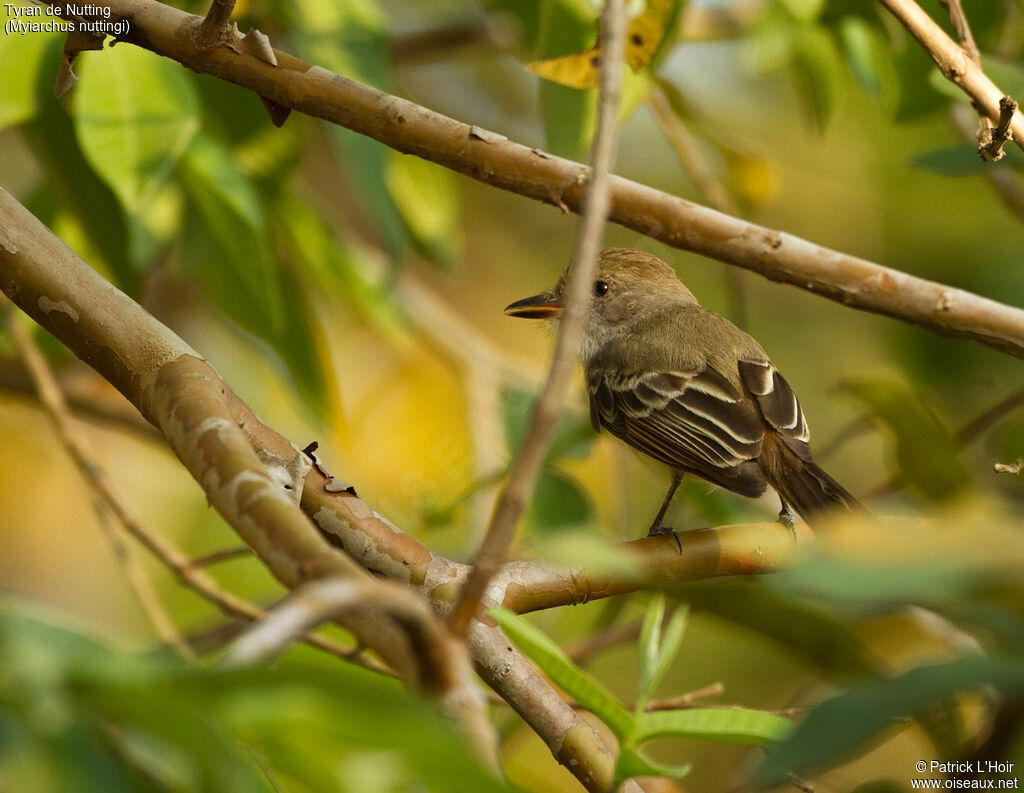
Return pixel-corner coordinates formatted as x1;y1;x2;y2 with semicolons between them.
762;438;865;524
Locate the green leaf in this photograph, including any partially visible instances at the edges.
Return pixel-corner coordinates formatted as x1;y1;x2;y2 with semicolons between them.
615;746;692;787
780;0;824;23
328;130;410;261
770;549;1019;616
757;656;1024;786
636;595;688;713
500;386;595;462
842;379;968;502
0;607;513;793
983;58;1024;110
793;25;842;130
271;193;406;335
490;607;635;741
74;43;200;217
542;80;596;158
527;468;594;532
178;135;333;411
677;579;879;677
914;142;1024;175
893;40;948;121
384;152;460;268
0;5;60;130
635;707;794;745
838;15;884;93
292;0;410;262
24;98;134;292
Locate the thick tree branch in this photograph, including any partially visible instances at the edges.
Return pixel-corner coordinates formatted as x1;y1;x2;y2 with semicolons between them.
0;184;632;791
0;185;463;697
51;0;1024;359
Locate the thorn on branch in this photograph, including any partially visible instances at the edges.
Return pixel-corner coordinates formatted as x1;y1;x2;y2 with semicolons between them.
55;29;105;98
259;96;291;127
235;28;278;66
979;96;1018;162
195;0;236;50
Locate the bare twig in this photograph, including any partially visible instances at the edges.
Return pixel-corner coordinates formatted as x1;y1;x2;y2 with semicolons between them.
190;546;253;567
47;0;1024;358
642;683;726;712
226;578;436;667
942;0;981;64
564;618;644;664
2;301;193;660
878;0;1024;154
941;0;991;149
195;0;235;50
980;96;1018;162
0;360;160;438
448;0;627;636
940;0;1017;159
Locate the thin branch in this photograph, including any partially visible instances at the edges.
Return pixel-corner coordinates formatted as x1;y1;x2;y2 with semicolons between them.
980;96;1018;162
941;0;1018;161
190;546;253;567
564;618;644;664
448;0;627;637
877;0;1024;153
47;0;1024;359
2;301;193;660
942;0;981;65
0;359;160;438
0;185;470;691
0;184;674;792
642;683;726;712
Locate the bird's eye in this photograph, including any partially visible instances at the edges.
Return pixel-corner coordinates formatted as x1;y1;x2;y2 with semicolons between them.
594;280;609;297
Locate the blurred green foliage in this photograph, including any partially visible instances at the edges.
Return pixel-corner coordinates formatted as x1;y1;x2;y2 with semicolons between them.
4;0;1024;789
0;605;514;793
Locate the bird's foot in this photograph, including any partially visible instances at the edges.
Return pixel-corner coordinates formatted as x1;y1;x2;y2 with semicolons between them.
777;503;798;542
647;521;682;555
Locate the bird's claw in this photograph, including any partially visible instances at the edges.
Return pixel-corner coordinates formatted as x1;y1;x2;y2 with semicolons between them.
647;522;683;555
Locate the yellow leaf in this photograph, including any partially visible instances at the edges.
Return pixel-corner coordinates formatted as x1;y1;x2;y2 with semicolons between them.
526;0;676;89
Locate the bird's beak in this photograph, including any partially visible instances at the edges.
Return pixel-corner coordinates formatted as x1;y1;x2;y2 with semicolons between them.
504;291;564;319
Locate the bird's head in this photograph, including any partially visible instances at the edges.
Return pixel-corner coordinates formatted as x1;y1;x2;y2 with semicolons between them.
505;249;697;355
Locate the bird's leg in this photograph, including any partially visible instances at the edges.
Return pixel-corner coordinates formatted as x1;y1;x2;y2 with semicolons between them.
647;471;684;554
777;500;798;542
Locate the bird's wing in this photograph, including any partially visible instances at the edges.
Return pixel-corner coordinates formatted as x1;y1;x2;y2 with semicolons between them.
736;359;812;461
588;366;768;495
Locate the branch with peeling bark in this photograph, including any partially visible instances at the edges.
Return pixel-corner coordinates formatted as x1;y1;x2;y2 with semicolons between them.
0;185;495;764
0;177;805;791
4;182;766;791
41;0;1024;359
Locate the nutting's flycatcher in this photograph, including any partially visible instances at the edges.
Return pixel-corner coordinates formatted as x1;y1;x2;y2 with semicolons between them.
505;248;862;539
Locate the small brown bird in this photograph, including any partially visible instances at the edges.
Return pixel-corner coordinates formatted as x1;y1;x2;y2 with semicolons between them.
505;248;861;540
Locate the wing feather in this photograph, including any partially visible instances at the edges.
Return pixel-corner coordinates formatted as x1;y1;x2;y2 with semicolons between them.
589;367;767;495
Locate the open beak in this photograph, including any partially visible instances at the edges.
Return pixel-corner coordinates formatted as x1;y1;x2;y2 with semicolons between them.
504;291;564;319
